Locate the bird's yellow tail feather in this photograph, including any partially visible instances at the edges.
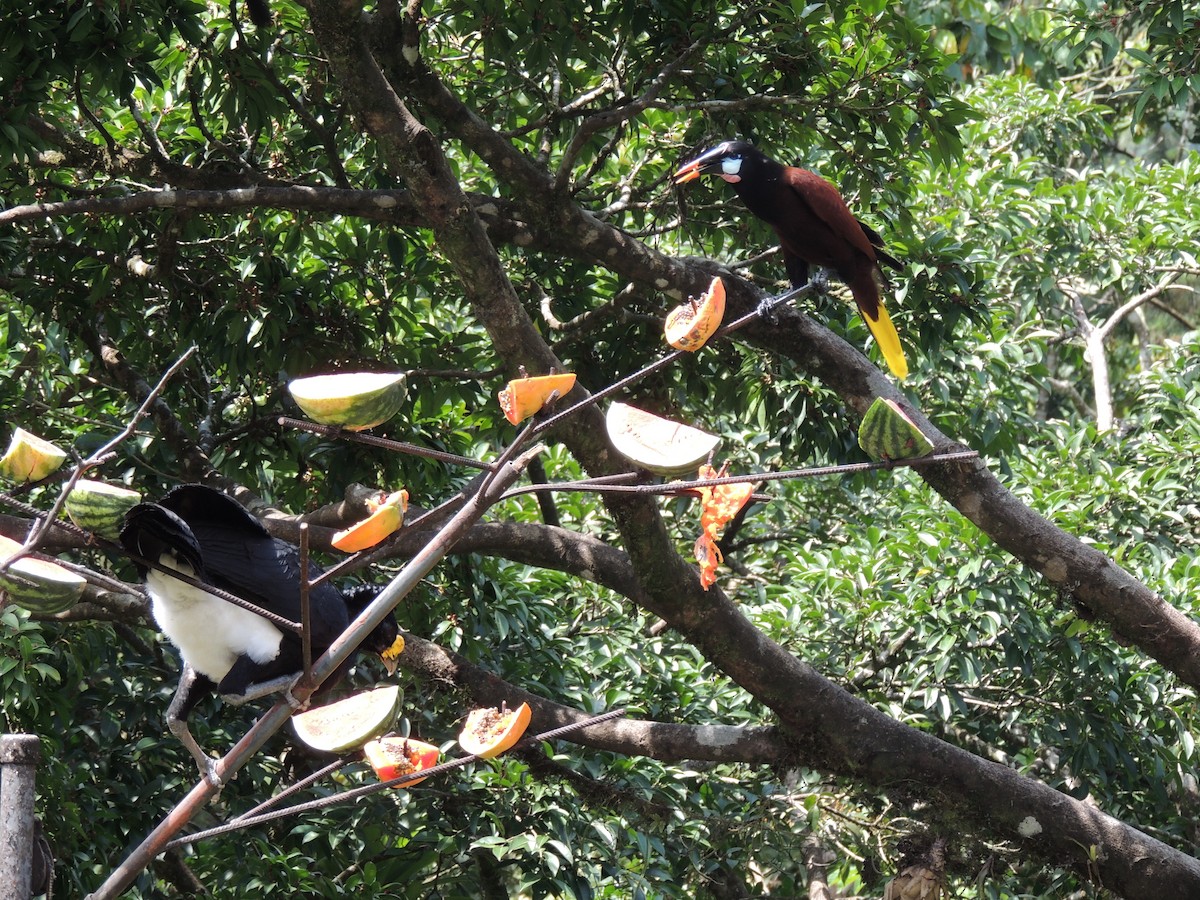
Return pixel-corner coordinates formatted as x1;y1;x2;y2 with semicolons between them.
864;302;908;380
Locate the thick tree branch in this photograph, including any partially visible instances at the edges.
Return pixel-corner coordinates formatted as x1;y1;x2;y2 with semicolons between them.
401;632;793;765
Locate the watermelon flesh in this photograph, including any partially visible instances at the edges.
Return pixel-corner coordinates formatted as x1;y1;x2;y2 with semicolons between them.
0;428;68;483
291;684;401;752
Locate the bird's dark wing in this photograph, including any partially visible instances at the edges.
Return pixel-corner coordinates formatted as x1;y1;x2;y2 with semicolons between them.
159;484;349;647
783;169;879;263
120;502;206;577
184;520;349;647
159;484;271;538
782;250;811;289
783;172;909;378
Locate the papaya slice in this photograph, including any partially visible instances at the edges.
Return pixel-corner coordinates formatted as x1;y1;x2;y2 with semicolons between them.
457;701;532;759
291;684;401;752
363;736;441;785
497;373;577;425
332;489;408;552
288;372;407;431
605;402;721;476
0;428;68;483
664;276;726;352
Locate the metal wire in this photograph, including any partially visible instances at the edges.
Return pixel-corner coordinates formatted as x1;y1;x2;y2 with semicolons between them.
277;417;493;470
498;449;980;500
165;707;627;849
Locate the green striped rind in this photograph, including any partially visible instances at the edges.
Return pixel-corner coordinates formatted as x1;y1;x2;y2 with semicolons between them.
858;398;934;461
0;534;87;614
64;479;142;539
288;372;408;432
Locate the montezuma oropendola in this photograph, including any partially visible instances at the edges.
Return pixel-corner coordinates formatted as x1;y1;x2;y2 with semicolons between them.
675;140;908;379
120;484;404;785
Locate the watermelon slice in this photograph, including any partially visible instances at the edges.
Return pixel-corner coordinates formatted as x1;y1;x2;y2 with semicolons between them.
64;479;142;539
858;398;934;461
0;428;68;483
605;402;720;475
291;684;401;752
288;372;408;431
0;534;87;614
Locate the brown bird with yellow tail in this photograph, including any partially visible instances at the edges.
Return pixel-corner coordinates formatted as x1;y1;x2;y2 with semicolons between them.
675;140;908;379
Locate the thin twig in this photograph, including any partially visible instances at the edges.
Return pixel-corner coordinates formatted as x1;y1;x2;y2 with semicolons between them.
2;346;198;573
277;417;493;470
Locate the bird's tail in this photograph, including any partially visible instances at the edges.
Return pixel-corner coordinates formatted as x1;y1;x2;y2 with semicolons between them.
119;503;205;577
848;270;908;380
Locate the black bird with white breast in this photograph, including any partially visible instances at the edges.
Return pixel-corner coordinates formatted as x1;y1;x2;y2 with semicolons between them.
675;140;909;379
120;484;404;785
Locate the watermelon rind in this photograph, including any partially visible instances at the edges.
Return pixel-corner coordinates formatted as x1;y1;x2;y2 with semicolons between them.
858;397;934;461
605;402;721;476
288;372;407;432
0;534;87;614
64;479;142;539
291;684;401;752
0;428;68;483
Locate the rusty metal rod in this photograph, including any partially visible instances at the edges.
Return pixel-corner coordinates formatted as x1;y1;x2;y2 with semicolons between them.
85;446;542;900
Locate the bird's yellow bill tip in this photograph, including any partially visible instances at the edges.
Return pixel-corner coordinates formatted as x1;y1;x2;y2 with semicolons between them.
381;634;405;675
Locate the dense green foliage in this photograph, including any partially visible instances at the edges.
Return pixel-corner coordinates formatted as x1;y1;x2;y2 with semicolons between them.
2;0;1199;896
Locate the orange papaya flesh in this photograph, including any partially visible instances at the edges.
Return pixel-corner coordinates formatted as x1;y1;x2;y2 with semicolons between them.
665;276;726;352
363;736;441;785
332;489;408;552
497;373;577;425
457;701;532;759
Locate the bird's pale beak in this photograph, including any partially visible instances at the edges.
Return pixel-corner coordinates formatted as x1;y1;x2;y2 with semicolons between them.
673;161;703;184
381;634;405;676
674;146;729;184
